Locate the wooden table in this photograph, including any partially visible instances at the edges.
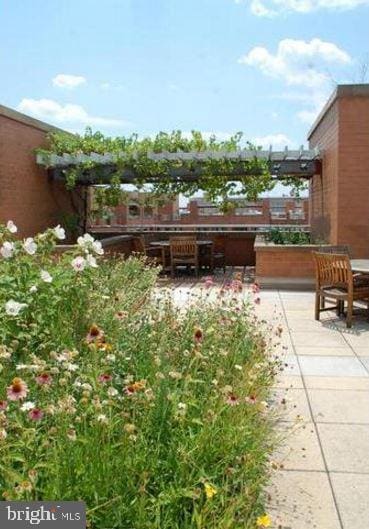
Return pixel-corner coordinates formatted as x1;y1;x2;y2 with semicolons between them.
351;259;369;274
150;240;213;248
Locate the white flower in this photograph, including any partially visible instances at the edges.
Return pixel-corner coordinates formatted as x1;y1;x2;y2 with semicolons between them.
6;220;17;233
5;300;27;316
21;401;35;411
23;237;37;255
0;241;15;259
86;253;98;268
77;233;94;249
81;383;93;391
54;225;66;240
71;256;86;272
97;414;109;424
106;354;116;363
107;387;118;397
40;270;53;283
178;402;187;410
92;240;104;255
30;285;38;293
64;362;78;372
0;429;7;440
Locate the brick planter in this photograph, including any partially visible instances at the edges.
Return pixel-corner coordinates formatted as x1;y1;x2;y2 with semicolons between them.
254;235;321;289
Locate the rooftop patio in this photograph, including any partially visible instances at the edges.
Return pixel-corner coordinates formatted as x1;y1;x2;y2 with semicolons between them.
161;271;369;529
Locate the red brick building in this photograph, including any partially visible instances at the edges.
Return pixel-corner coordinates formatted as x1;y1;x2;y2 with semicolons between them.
0;105;82;239
309;84;369;258
92;195;309;228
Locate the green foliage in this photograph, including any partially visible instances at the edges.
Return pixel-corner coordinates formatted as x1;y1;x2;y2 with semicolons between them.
37;129;280;214
266;228;311;245
0;222;279;529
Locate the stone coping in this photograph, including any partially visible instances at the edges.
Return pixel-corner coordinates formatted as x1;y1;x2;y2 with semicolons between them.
254;235;325;252
55;234;133;252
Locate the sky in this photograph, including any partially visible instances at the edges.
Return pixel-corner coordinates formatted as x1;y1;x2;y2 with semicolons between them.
1;0;368;153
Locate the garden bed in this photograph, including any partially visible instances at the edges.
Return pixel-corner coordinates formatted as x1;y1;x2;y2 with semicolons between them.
1;222;278;529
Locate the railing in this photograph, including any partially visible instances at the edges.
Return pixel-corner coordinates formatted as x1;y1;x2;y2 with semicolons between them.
116;224;310;233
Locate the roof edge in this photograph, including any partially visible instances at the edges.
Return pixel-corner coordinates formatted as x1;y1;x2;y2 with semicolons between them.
0;103;68;134
307;84;369;140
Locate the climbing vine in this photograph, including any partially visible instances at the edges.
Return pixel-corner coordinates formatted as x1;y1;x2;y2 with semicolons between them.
37;128;307;217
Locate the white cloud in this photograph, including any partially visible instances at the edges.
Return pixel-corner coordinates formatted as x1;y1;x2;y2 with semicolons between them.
239;38;351;88
251;133;295;149
17;98;127;128
248;0;369;17
52;74;86;89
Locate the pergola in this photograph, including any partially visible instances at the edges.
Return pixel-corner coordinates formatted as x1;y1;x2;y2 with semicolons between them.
36;146;322;184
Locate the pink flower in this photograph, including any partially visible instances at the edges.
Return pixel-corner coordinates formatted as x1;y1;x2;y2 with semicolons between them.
245;395;257;405
254;297;261;305
226;393;240;406
204;276;214;288
0;400;8;410
28;408;43;421
35;373;52;385
6;378;28;401
251;282;260;294
230;280;243;292
98;373;112;384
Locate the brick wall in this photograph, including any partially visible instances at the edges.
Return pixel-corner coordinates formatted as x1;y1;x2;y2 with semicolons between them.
0;105;82;239
309;85;369;258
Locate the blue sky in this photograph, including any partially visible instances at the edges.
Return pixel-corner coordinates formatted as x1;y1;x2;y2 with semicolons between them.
1;0;368;151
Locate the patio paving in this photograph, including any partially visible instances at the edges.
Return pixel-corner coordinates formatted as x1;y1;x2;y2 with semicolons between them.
260;288;369;529
159;271;369;529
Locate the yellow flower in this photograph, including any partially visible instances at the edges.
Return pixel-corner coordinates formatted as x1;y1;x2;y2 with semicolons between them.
204;482;217;499
256;514;271;527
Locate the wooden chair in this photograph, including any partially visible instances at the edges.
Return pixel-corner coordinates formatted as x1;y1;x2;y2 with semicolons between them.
132;236;166;267
212;238;226;273
313;252;369;328
170;238;199;278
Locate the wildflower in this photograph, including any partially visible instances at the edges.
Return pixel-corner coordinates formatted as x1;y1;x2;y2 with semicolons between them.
254;297;261;305
98;373;112;384
17;480;33;493
67;428;77;441
29;285;38;293
98;342;112;352
251;282;260;294
230;279;243;292
97;414;108;424
256;514;271;527
1;241;15;259
245;394;257;405
64;363;78;372
5;300;27;316
23;237;37;255
35;373;52;385
53;225;66;240
20;401;35;411
28;408;44;421
0;400;8;411
77;233;94;248
106;354;116;363
168;371;182;380
86;324;104;344
115;310;128;320
86;253;98;268
92;240;104;255
194;328;203;343
204;276;214;288
107;387;118;397
226;393;240;406
7;378;28;401
125;380;146;395
0;429;7;441
234;364;243;370
71;256;86;272
6;220;17;233
40;270;53;283
81;383;93;391
123;423;136;434
178;402;187;410
204;482;217;499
